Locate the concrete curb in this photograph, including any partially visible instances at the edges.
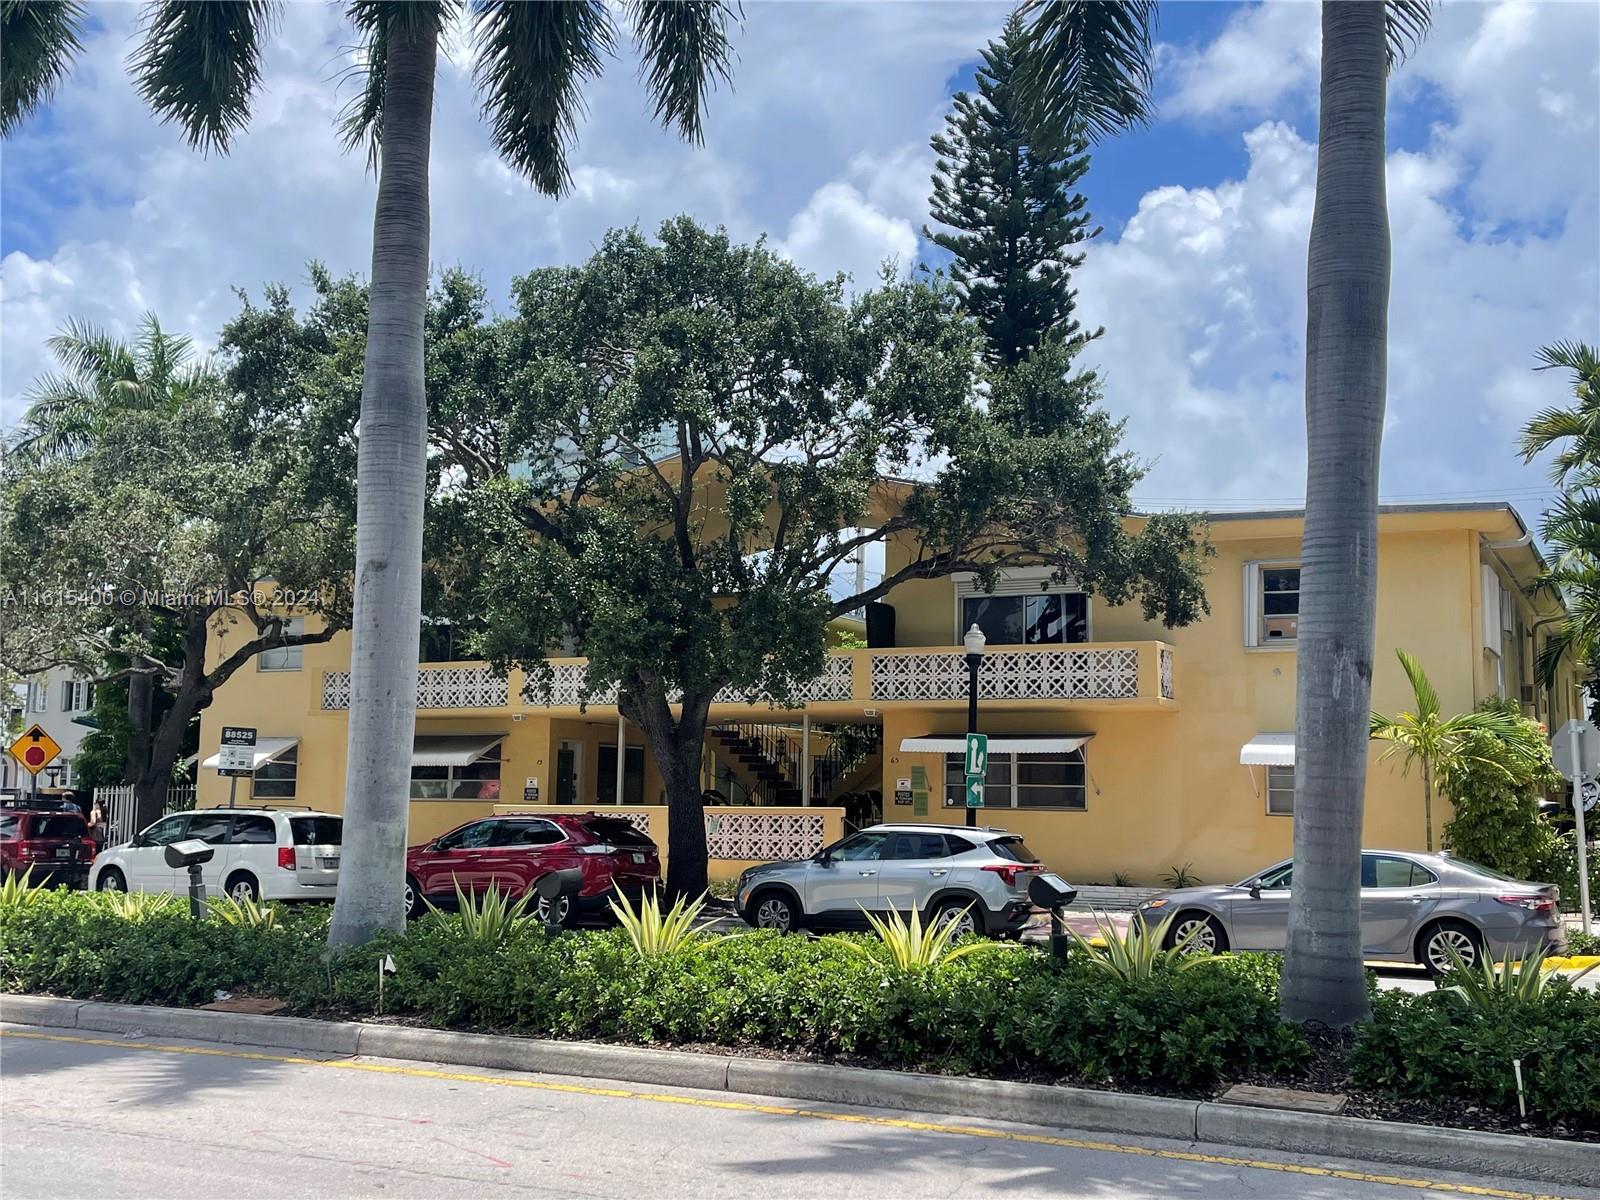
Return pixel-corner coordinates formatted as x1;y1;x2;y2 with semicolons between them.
2;995;1595;1189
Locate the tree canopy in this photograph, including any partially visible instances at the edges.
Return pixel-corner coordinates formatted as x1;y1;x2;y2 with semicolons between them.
453;217;1209;892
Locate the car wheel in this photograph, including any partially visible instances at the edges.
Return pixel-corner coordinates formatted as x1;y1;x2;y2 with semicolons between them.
932;898;986;939
1420;920;1481;975
751;889;800;933
404;875;424;919
225;873;259;904
1166;912;1228;955
96;867;126;893
533;892;572;927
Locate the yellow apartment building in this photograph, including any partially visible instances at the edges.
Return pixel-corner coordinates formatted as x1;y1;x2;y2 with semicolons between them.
194;501;1573;886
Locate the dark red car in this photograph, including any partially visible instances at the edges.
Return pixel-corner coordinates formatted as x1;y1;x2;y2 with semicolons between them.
404;812;660;921
0;804;96;889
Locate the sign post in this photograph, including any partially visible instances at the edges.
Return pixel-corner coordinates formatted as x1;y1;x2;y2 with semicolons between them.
964;732;988;815
1551;718;1595;936
217;726;257;809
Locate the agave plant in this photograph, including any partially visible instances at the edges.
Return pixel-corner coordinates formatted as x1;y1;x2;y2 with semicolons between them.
208;894;280;929
608;887;722;959
102;891;178;922
0;868;45;909
1439;941;1598;1013
1069;911;1227;983
425;882;538;944
829;905;1014;973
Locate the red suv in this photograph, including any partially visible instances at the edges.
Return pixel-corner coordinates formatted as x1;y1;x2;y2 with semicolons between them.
404;813;660;921
0;804;96;889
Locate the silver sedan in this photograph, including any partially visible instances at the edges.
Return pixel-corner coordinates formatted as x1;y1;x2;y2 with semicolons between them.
1135;850;1566;973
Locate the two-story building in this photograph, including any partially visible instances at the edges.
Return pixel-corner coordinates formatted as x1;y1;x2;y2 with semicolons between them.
192;500;1573;885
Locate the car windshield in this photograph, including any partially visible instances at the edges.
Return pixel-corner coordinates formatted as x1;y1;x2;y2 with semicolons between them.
989;836;1040;864
291;817;342;846
33;815;86;839
581;818;653;848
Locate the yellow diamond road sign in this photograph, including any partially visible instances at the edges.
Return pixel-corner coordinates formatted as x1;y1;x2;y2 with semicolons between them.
8;724;62;776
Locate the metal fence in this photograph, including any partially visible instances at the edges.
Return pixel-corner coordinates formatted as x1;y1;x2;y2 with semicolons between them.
93;784;196;846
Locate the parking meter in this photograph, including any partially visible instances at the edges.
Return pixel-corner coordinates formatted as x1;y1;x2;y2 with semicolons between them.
535;868;584;933
163;839;216;918
1028;873;1079;961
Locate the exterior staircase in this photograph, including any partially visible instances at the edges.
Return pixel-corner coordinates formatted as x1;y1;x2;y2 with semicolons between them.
707;723;883;808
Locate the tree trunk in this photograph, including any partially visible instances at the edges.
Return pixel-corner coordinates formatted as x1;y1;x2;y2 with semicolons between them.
1421;758;1434;852
625;685;713;899
328;19;437;947
131;620;210;830
1280;1;1389;1028
124;669;153;787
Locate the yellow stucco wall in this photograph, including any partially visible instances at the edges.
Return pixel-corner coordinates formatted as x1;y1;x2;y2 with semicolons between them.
195;506;1569;887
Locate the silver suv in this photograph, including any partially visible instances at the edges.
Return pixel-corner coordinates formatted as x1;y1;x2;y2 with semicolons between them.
734;823;1047;936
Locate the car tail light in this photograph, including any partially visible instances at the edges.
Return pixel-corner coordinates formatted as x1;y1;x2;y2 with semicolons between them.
277;847;297;871
982;863;1039;887
1494;893;1555;913
577;843;616;855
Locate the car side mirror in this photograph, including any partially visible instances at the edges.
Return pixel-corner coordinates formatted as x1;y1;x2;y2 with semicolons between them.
816;851;833;867
1248;883;1262;899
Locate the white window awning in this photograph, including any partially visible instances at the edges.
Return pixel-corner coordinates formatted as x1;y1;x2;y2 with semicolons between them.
202;736;298;771
899;735;1094;756
1241;733;1296;767
412;733;506;767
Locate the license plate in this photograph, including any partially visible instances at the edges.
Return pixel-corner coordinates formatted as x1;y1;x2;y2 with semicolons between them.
631;852;645;864
55;848;71;860
319;857;339;869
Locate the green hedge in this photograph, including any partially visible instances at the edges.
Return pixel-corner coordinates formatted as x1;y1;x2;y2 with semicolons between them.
1351;987;1600;1125
1;892;1305;1092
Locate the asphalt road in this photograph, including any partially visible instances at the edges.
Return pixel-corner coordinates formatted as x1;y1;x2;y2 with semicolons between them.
2;1024;1590;1200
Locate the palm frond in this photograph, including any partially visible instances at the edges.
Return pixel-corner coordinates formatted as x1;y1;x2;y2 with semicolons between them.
1;0;88;136
625;0;736;146
1014;0;1156;143
46;316;135;385
1395;648;1439;719
130;0;278;154
1536;339;1600;384
471;0;613;197
1383;0;1434;70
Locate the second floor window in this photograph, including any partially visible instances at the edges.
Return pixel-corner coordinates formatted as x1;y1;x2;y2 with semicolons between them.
1247;563;1300;647
60;680;94;712
257;618;304;672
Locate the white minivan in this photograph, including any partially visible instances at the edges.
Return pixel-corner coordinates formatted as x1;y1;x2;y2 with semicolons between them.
92;808;343;903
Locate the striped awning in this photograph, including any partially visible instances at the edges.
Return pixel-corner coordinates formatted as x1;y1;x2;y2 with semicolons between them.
899;735;1093;756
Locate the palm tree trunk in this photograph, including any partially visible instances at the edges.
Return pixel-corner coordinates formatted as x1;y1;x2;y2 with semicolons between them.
1421;758;1434;852
1280;0;1390;1027
328;18;437;946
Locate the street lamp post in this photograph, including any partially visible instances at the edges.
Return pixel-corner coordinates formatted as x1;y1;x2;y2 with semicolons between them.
964;623;986;828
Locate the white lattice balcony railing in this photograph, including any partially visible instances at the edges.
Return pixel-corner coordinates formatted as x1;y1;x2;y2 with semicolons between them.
869;645;1157;703
320;665;507;711
521;653;855;709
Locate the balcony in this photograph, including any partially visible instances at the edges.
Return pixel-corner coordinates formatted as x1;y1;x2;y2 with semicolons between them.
318;641;1175;713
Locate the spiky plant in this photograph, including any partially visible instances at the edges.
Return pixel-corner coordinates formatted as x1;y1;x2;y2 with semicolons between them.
426;881;537;944
208;893;280;929
1439;941;1598;1014
1069;911;1226;983
829;905;1014;973
607;886;722;959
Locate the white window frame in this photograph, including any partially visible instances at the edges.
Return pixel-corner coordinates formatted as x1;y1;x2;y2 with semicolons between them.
61;680;94;712
1244;560;1301;650
951;568;1092;645
28;681;48;712
941;751;1088;812
257;617;304;672
1265;764;1295;816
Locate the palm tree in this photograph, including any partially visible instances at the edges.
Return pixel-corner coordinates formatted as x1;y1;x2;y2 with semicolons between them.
1520;341;1600;483
1369;650;1532;851
2;1;735;946
9;313;214;464
1279;0;1433;1029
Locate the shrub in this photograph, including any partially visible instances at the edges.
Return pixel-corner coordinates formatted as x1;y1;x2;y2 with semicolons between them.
1352;985;1600;1126
1438;707;1563;882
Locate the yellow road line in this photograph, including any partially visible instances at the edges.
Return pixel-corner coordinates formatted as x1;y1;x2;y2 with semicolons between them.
0;1028;1578;1200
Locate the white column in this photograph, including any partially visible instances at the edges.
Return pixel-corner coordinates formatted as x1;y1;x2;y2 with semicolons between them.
616;711;627;806
801;713;812;807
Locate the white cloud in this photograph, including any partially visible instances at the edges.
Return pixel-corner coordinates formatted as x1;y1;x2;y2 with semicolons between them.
1161;2;1319;121
775;181;918;285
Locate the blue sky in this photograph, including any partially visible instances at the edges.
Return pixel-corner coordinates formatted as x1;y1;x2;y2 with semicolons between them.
2;1;1596;527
